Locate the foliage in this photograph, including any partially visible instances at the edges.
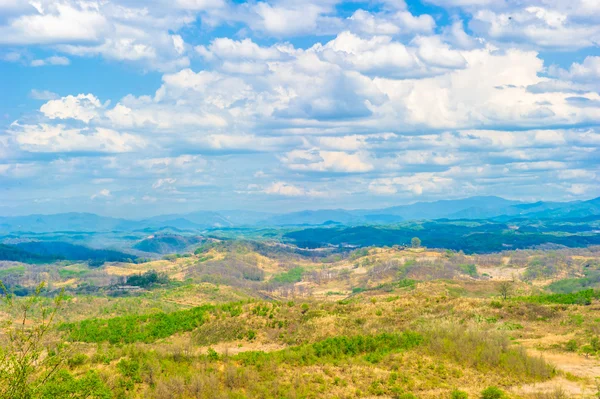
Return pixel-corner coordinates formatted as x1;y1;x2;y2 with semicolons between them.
271;266;305;284
451;390;469;399
411;237;421;248
547;270;600;294
498;282;513;300
516;289;600;305
284;223;600;253
125;270;169;288
0;282;67;399
236;332;423;366
61;304;217;344
39;370;112;399
422;322;552;380
459;264;478;277
480;386;506;399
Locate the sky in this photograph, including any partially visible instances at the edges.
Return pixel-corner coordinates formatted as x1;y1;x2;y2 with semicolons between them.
0;0;600;217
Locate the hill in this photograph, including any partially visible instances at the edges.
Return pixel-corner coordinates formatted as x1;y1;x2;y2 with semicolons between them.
133;234;204;254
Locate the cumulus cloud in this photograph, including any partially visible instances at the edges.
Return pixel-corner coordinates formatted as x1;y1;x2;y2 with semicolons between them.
3;0;600;214
40;94;103;123
9;123;145;153
281;149;374;173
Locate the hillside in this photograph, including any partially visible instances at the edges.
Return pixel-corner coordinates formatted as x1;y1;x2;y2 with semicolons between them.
2;240;600;397
133;234;204;254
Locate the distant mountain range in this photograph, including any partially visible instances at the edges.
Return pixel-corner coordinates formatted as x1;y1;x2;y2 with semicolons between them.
1;196;600;233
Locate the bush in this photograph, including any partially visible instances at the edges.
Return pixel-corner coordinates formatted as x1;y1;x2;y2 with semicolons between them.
565;340;578;352
62;304;217;344
451;390;468;399
67;353;89;368
271;267;305;284
459;264;478;277
516;289;600;305
422;322;553;380
481;386;506;399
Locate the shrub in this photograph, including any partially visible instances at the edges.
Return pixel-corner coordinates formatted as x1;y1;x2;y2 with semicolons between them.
67;353;89;368
421;322;553;380
451;390;468;399
459;264;478;277
481;386;506;399
565;340;578;352
271;267;304;284
62;304;217;343
516;289;600;305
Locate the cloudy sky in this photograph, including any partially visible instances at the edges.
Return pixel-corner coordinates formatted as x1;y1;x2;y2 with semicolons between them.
1;0;600;217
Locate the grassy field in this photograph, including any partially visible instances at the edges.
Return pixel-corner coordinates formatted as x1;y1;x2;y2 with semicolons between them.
1;243;600;398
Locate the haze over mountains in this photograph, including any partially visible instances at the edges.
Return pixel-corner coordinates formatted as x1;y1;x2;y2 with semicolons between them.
2;196;600;234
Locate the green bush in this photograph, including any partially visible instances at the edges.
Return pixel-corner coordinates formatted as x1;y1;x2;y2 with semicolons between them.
67;353;88;368
481;386;506;399
459;264;478;277
236;332;423;367
62;304;219;343
451;389;468;399
40;370;112;399
515;289;600;305
565;340;578;352
271;267;304;284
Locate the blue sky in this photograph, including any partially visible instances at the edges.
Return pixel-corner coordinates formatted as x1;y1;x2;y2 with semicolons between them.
1;0;600;217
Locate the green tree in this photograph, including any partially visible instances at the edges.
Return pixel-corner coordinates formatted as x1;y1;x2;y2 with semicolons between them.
498;281;513;300
411;237;421;248
0;282;67;399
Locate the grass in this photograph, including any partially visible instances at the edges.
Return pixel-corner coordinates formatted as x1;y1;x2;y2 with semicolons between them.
61;304;226;343
236;331;423;366
515;289;600;305
270;266;305;284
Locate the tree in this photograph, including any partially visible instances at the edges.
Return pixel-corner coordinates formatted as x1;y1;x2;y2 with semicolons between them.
0;282;67;399
411;237;421;249
498;281;513;300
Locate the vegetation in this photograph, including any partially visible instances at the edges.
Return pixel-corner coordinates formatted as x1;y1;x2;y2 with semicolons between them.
516;289;600;305
61;304;216;344
2;237;600;397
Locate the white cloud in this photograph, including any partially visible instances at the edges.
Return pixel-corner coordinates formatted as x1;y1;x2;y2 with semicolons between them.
347;9;435;36
30;55;70;67
40;93;102;123
138;155;206;173
29;89;59;100
10;124;145;153
466;4;600;50
152;178;177;189
249;2;338;36
281;149;374;173
196;37;287;61
175;0;225;10
0;2;107;45
551;56;600;84
369;173;455;195
91;188;111;200
263;181;325;197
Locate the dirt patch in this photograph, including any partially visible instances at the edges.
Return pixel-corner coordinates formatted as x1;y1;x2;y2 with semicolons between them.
199;341;286;355
477;266;526;280
515;377;595;397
